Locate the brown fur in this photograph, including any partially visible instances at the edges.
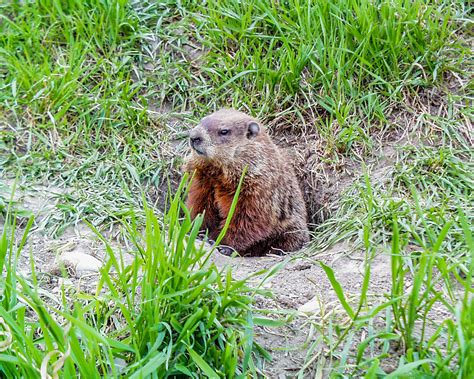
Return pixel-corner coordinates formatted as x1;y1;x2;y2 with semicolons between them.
184;109;309;256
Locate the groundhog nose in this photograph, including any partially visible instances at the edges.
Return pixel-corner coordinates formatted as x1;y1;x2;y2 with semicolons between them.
189;129;202;143
189;131;205;155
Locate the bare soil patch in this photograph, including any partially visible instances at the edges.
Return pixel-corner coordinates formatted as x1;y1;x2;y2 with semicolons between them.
1;131;441;377
2;83;468;375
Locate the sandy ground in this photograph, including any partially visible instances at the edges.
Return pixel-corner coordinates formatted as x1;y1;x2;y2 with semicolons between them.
0;181;395;378
0;136;458;378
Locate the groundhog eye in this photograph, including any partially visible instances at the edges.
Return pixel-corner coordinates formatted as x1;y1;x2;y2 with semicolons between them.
219;129;230;136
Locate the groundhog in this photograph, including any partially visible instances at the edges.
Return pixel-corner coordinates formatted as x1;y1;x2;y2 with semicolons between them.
183;109;309;256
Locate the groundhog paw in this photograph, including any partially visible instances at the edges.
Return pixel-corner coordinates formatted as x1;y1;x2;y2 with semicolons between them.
217;245;237;257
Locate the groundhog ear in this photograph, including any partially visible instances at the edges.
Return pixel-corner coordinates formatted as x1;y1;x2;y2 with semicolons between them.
247;121;260;138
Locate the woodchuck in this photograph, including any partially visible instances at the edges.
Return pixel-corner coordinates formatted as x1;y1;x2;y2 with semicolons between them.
183;109;309;256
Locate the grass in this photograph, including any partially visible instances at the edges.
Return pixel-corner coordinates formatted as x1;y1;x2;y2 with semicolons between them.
305;114;473;375
305;178;473;377
189;0;453;112
1;0;471;231
313;141;473;261
0;177;275;377
0;0;472;377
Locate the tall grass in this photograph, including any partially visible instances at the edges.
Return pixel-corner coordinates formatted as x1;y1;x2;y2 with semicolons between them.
1;0;468;235
1;0;144;127
1;0;466;138
304;176;473;377
312;143;473;262
306;132;473;374
1;0;159;235
181;0;456;124
0;178;271;377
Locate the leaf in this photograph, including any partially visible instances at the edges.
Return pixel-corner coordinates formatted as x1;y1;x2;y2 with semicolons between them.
175;364;194;376
187;346;219;378
319;262;355;319
432;221;452;253
0;354;19;364
129;352;167;379
365;358;381;378
253;317;286;327
356;333;399;364
386;359;434;378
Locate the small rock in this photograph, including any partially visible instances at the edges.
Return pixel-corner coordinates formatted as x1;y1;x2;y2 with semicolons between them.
57;278;74;287
113;358;127;373
298;296;321;314
54;251;102;277
292;263;312;271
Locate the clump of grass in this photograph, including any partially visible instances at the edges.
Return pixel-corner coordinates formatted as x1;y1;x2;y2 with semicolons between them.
304;106;472;374
134;0;468;157
388;208;474;375
303;179;473;377
1;0;162;235
1;0;144;128
179;0;457;122
312;142;473;266
0;177;271;377
1;1;150;159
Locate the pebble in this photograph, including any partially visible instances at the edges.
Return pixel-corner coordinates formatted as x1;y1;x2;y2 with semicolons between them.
55;251;102;277
298;296;321;314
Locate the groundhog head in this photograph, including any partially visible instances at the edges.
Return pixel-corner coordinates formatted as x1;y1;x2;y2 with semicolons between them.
189;109;263;162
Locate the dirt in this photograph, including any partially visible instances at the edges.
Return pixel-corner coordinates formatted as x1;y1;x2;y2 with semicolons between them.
0;141;393;378
0;124;458;377
208;241;396;377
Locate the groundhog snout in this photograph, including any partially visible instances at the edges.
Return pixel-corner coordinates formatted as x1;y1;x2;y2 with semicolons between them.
190;134;202;146
189;128;206;155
